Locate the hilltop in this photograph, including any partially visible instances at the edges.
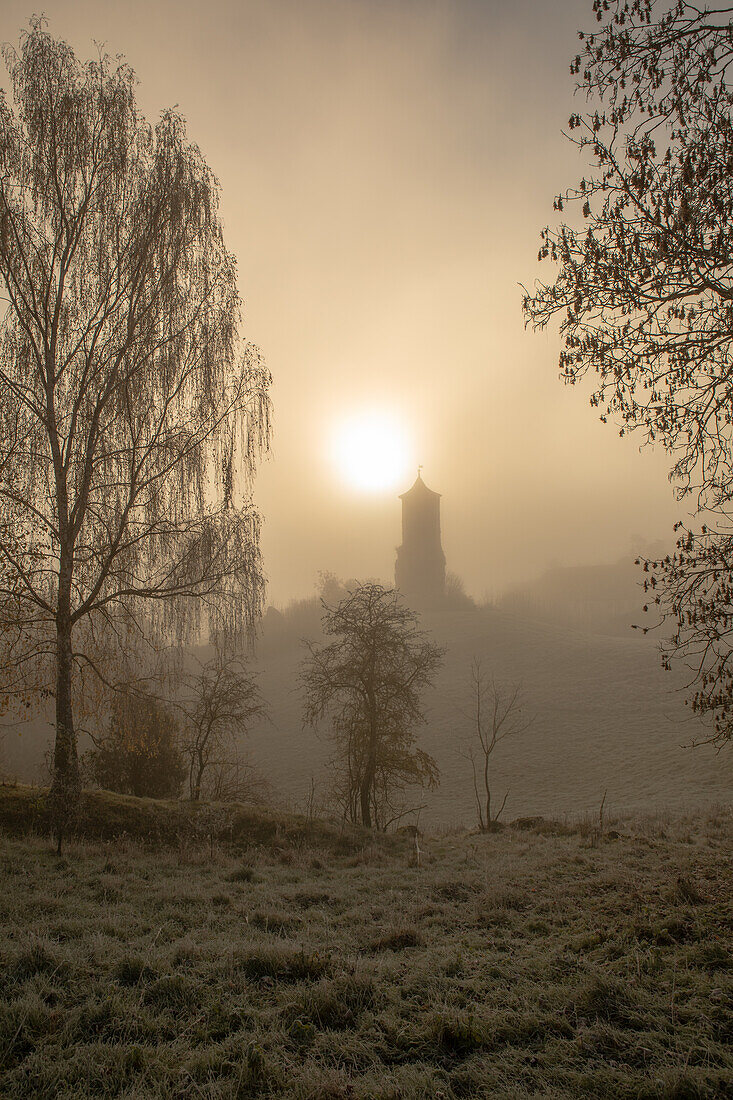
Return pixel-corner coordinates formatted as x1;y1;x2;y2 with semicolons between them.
2;563;731;828
252;601;731;827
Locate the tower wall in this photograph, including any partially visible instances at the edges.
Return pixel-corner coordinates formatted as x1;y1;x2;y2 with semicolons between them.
394;474;446;604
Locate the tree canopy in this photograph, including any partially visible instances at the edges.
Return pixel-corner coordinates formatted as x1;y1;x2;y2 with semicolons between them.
0;22;270;844
523;0;733;745
301;583;443;830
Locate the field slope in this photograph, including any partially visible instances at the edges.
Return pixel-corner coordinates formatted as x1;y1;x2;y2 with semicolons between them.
3;604;731;828
253;606;733;825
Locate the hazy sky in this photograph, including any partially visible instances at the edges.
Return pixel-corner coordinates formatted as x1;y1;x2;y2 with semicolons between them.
1;0;682;604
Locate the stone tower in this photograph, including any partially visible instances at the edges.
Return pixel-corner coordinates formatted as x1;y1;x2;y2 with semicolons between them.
394;470;446;604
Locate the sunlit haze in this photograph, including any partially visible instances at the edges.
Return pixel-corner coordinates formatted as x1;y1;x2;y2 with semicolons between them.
0;0;683;604
331;410;412;493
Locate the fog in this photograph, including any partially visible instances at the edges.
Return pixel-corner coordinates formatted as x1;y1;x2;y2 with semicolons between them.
1;10;729;1090
1;0;681;604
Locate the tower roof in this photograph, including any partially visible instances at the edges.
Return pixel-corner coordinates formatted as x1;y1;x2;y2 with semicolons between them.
399;471;441;500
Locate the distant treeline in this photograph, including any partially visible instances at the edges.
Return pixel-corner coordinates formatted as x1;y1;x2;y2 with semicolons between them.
259;555;657;653
257;571;477;654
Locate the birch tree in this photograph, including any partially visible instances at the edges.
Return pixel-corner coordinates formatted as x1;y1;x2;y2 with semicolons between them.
0;23;270;849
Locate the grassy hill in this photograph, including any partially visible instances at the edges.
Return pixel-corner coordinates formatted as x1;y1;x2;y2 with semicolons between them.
2;602;731;830
251;605;731;827
0;783;373;854
0;803;730;1098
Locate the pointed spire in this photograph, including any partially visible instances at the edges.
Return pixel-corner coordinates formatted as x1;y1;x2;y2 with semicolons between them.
399;469;440;499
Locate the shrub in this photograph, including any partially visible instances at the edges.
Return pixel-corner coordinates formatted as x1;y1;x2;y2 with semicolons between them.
86;694;185;799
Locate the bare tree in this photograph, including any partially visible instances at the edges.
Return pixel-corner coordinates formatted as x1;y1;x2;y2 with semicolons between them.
301;583;442;830
0;23;270;850
204;755;270;806
179;647;266;802
523;0;733;746
461;660;532;832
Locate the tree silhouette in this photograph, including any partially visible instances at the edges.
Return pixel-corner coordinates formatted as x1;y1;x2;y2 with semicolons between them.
179;647;266;802
0;23;270;849
524;0;733;746
301;583;442;829
461;660;532;832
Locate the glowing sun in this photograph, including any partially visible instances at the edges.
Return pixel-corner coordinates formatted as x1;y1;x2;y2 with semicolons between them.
332;410;411;492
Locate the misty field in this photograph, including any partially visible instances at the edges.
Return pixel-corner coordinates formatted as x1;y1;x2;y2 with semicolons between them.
1;807;731;1099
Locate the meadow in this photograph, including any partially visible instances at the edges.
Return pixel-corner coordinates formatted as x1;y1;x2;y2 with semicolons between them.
0;796;731;1098
253;605;733;828
6;600;732;831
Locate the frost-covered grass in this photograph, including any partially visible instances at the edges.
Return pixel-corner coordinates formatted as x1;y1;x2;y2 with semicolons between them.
0;808;731;1098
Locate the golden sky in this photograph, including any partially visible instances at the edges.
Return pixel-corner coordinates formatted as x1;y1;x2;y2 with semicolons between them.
1;0;682;604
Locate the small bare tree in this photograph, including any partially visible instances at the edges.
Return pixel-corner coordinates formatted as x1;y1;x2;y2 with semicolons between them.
179;647;266;802
461;660;532;832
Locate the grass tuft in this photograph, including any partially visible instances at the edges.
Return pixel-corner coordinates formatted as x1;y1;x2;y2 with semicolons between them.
367;926;424;952
233;945;330;983
10;941;65;984
670;874;708;906
573;973;636;1025
114;956;157;986
226;862;257;883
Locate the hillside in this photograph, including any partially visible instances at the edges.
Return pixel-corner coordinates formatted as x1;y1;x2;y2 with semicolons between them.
495;557;653;637
0;784;372;854
2;601;730;830
251;604;731;827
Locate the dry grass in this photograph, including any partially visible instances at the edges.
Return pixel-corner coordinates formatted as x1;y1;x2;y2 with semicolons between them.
0;806;731;1098
0;783;380;854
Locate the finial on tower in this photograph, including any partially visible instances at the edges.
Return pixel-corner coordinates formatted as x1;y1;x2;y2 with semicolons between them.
417;464;423;478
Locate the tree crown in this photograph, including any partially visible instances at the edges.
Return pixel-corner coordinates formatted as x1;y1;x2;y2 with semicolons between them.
0;21;271;673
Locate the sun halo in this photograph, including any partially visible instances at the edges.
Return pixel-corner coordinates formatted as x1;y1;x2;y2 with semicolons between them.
332;410;411;493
